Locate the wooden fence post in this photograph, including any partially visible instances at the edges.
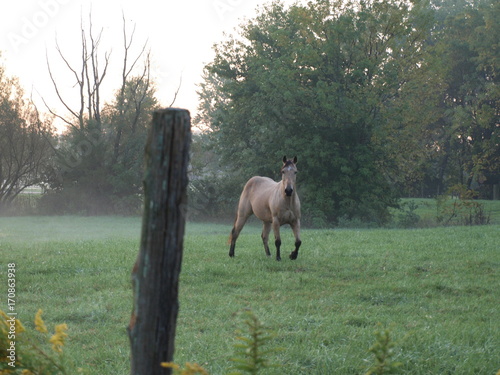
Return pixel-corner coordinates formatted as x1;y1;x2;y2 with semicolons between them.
128;108;191;375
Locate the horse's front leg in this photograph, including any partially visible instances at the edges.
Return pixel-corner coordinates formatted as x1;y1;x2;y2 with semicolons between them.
289;220;302;260
261;222;272;257
272;218;282;261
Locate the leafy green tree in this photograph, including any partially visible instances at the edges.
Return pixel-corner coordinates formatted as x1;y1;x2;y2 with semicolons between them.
101;76;159;212
197;0;432;224
426;0;499;197
372;0;499;199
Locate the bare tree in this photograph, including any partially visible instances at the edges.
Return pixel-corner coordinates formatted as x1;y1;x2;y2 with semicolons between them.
110;12;152;165
42;12;151;141
38;12;154;214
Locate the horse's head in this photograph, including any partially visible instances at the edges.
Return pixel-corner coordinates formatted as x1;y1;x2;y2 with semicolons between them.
281;155;298;197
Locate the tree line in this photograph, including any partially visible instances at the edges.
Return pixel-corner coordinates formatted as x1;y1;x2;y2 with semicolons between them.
194;0;499;225
1;0;498;224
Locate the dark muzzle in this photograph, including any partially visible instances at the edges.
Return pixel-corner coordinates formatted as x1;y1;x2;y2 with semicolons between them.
285;186;293;197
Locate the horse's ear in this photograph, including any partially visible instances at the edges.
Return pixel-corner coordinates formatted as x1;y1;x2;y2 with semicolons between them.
283;155;287;164
293;156;298;164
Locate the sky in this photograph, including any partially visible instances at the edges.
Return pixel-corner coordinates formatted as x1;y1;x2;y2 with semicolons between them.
0;0;268;131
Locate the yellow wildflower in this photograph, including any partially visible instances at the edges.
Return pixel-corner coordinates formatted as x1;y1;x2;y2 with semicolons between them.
0;310;9;335
183;363;209;375
34;309;48;333
21;370;35;375
15;318;25;334
0;310;25;335
49;323;68;353
161;362;180;370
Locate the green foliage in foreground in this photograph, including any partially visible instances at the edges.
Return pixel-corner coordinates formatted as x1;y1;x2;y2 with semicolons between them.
0;309;83;374
228;310;282;375
0;217;499;374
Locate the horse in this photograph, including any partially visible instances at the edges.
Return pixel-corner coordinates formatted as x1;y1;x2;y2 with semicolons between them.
228;156;302;261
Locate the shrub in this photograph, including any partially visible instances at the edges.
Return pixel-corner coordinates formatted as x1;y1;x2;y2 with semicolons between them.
0;309;83;375
162;310;281;375
365;324;403;375
165;313;408;375
437;185;491;226
228;310;282;375
396;200;421;228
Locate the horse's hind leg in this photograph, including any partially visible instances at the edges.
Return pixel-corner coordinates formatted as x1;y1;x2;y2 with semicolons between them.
229;216;247;257
261;222;272;257
229;200;252;258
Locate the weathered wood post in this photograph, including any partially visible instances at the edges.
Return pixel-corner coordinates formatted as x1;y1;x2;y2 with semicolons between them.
128;108;191;375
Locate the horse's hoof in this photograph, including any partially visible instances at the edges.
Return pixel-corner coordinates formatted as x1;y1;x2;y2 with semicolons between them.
289;252;298;260
276;256;281;261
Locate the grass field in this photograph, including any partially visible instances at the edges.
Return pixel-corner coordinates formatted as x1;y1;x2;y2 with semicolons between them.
0;216;499;374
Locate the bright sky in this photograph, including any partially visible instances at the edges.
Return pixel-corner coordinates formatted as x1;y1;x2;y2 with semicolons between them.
0;0;266;131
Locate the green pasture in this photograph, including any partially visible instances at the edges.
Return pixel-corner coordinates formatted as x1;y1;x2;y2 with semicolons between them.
0;216;499;374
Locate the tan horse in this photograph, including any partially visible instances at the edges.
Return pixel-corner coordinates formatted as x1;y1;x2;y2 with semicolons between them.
229;156;301;261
